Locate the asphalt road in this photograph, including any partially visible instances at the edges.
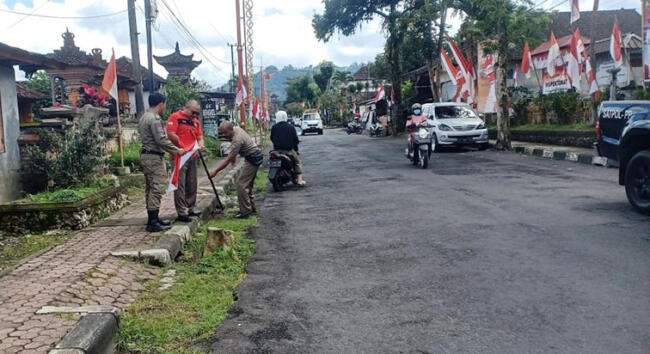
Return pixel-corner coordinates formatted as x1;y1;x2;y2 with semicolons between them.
208;130;650;354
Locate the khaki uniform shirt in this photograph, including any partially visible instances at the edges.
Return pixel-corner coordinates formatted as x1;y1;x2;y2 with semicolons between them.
138;109;178;154
228;127;258;158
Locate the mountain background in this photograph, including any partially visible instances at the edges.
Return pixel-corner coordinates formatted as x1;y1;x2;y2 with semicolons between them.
218;63;367;102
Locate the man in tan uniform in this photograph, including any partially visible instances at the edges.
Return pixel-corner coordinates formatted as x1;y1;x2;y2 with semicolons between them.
210;121;263;219
138;92;187;232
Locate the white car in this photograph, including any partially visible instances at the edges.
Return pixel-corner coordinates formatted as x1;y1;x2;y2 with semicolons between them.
301;112;324;135
422;103;489;151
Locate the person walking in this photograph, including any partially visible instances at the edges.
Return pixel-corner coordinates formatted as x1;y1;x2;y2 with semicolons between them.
166;100;205;222
271;110;306;185
210;121;263;219
138;93;187;232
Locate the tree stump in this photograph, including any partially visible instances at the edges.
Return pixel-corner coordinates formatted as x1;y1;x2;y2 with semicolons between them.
204;227;235;255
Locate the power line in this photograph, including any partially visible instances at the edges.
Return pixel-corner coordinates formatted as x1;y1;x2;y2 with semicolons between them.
5;0;50;30
0;7;128;19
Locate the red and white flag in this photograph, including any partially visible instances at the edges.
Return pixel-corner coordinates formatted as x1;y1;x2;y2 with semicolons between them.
441;49;459;86
374;85;385;101
253;97;260;120
168;141;200;192
521;42;533;79
586;59;600;100
567;30;582;90
448;39;472;101
610;19;623;68
101;50;118;100
570;0;580;24
235;79;247;106
352;102;357;112
547;32;561;77
513;64;520;87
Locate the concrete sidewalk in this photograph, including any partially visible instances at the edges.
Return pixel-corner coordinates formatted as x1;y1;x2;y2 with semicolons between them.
0;157;231;354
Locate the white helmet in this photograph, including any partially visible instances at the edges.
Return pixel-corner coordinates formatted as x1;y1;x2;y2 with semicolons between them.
275;110;288;123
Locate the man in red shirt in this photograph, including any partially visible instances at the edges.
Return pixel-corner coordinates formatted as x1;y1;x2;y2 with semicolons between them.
166;100;205;222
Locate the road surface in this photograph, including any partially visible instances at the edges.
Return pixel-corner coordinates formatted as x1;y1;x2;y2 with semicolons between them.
208;130;650;354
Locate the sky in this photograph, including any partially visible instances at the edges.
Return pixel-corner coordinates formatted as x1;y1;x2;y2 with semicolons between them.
0;0;642;88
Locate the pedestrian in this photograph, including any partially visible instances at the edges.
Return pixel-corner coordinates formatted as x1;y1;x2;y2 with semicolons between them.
138;92;187;232
210;121;263;219
166;100;206;222
270;110;306;185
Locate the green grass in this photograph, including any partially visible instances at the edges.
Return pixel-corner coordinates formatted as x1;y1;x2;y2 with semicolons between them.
22;176;116;203
119;214;258;353
0;232;71;273
203;137;221;159
110;142;143;172
488;123;593;132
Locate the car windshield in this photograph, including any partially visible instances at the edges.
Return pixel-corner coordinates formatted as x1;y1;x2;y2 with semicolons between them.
303;114;320;121
435;106;477;119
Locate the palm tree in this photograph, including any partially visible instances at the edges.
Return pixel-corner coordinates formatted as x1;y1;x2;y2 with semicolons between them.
333;71;353;89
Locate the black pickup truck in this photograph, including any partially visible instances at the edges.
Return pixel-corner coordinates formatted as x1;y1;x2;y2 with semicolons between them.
596;101;650;215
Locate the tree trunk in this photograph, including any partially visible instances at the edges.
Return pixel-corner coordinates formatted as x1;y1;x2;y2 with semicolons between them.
388;6;404;136
434;0;448;103
495;22;511;150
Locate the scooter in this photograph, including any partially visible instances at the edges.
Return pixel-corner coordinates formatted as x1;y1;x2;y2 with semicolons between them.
347;121;363;135
406;124;433;169
268;151;298;192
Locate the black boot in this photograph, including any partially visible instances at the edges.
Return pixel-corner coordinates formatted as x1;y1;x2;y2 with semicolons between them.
146;210;170;232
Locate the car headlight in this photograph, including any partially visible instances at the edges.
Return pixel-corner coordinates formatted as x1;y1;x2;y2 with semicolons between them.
476;123;486;130
439;124;452;131
418;128;429;139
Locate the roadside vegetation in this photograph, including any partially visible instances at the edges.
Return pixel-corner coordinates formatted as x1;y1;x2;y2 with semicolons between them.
0;231;72;274
109;142;143;172
488;123;593;132
20;176;116;203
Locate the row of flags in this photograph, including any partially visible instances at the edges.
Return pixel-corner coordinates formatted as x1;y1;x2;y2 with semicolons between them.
235;78;269;121
440;38;477;103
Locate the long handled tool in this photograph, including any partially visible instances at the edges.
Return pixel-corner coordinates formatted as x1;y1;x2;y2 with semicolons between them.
198;149;224;210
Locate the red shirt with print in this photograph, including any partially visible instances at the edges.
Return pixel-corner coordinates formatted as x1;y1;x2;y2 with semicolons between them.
166;110;203;151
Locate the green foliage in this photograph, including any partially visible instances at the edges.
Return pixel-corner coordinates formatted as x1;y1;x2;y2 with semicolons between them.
633;88;650;100
318;91;348;123
0;232;72;272
313;61;335;92
368;53;391;80
24;70;52;118
22;123;106;190
401;80;417;108
532;92;587;124
23;177;115;203
332;70;353;88
203;137;221;159
285;102;305;117
161;78;201;116
109;142;142;172
509;123;593;132
286;74;321;105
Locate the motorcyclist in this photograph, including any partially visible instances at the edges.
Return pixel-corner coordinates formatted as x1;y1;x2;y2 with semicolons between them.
406;103;428;129
271;111;306;186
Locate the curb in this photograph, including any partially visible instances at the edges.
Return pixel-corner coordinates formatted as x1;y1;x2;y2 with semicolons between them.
513;146;618;168
59;161;246;354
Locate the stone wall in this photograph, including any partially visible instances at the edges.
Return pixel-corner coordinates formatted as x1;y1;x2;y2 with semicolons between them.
488;130;596;149
0;65;22;203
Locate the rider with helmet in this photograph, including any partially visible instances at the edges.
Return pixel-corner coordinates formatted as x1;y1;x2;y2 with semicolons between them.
406;103;428;129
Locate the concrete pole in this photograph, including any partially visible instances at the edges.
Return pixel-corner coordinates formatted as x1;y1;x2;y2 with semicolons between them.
144;0;155;93
127;0;145;117
228;43;237;92
589;0;599;124
235;0;246;127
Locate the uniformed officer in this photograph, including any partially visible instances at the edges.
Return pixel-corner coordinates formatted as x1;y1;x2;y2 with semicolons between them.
138;93;187;232
210;121;263;219
166;100;205;222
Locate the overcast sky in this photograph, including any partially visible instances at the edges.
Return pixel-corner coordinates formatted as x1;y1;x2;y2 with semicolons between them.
0;0;642;88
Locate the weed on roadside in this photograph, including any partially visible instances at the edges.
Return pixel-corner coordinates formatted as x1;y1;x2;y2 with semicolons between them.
0;232;72;273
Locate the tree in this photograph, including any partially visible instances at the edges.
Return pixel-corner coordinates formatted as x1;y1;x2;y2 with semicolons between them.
313;61;335;92
286;74;321;106
318;91;348;124
332;71;353;89
285;102;305;117
314;0;425;134
161;78;201;116
456;0;549;150
25;70;52;118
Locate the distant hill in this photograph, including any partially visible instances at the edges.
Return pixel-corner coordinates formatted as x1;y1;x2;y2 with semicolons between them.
218;63;368;102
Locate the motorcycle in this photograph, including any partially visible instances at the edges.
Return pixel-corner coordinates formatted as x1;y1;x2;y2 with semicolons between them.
268;150;298;192
369;122;383;137
406;124;433;169
347;121;363;135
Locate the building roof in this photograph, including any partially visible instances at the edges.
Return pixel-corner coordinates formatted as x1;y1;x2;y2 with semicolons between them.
46;28;106;69
0;42;65;74
353;66;370;81
116;56;165;83
548;9;641;41
16;82;47;100
153;42;202;68
531;34;591;57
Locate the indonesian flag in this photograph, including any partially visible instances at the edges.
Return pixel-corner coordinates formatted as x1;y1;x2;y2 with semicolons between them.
567;30;582;90
513;64;520;87
441;49;459;86
300;101;306;108
575;29;587;63
521;42;533;79
253;97;260;120
570;0;580;24
101;51;118;100
168;141;200;191
374;85;385;101
610;19;623;68
468;57;477;103
352;102;356;112
448;39;472;101
547;32;561;77
235;79;247;106
586;59;600;100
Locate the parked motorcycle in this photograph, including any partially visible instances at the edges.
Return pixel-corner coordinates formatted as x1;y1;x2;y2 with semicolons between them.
347;121;363;135
406;124;433;169
268;151;298;192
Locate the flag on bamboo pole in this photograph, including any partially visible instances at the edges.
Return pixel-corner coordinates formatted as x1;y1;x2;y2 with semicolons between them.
101;51;118;100
513;64;520;87
374;85;385;101
586;59;600;100
570;0;580;24
547;32;561;77
610;19;623;68
521;42;533;79
235;79;247;106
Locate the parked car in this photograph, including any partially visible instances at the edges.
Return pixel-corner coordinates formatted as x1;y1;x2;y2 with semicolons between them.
301;112;323;135
596;101;650;215
421;103;489;151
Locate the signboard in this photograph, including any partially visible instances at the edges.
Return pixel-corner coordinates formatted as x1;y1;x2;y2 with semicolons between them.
542;66;571;94
596;61;630;88
477;42;498;114
201;99;219;139
644;0;650;81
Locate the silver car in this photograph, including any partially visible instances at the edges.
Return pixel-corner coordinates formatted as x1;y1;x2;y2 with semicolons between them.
422;103;489;151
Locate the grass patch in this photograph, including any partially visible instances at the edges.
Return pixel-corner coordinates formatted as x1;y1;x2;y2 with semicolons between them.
110;142;143;172
20;176;116;203
488;123;593;132
119;214;258;353
0;231;71;272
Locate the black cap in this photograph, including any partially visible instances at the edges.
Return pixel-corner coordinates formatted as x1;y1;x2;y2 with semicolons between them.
149;92;166;107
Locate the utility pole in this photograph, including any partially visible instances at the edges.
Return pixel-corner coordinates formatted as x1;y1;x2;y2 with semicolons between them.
235;0;246;127
127;0;145;116
589;0;599;124
228;43;237;92
144;0;155;93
